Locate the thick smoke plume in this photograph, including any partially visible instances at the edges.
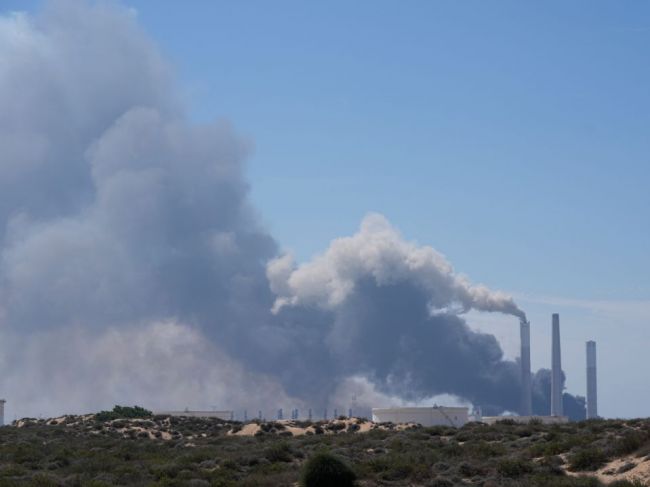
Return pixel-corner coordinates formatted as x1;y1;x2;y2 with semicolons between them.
0;0;583;420
268;213;526;320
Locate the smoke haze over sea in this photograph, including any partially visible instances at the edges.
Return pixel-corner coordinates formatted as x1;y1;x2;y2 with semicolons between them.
0;0;585;420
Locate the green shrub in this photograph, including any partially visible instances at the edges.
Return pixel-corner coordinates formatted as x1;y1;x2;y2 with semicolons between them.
462;440;506;458
458;461;485;477
265;442;293;463
95;405;152;422
496;458;534;478
610;431;648;456
300;452;356;487
327;422;346;432
429;478;454;487
26;473;60;486
568;447;607;471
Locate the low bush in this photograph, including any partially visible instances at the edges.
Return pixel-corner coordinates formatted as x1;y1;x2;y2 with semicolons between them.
568;447;607;471
496;458;534;478
458;461;485;477
265;442;293;463
429;478;454;487
609;431;649;456
300;452;356;487
95;406;152;422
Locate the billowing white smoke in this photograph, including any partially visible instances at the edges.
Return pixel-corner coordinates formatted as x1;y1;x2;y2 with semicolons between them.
0;0;283;418
0;0;532;419
268;213;525;319
332;376;472;410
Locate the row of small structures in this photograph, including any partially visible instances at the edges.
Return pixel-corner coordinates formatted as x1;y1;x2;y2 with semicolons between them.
153;406;567;429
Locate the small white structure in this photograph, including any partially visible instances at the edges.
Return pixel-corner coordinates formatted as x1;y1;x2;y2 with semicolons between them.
481;415;568;425
372;406;469;427
0;399;5;426
154;410;233;420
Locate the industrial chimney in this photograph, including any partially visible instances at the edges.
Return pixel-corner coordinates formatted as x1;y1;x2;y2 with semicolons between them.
520;319;532;416
586;341;598;419
551;313;563;416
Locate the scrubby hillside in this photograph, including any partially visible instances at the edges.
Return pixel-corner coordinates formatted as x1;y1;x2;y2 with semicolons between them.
1;411;650;486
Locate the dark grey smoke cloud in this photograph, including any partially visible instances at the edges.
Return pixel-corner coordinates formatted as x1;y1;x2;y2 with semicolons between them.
0;0;583;420
531;369;586;421
268;217;584;420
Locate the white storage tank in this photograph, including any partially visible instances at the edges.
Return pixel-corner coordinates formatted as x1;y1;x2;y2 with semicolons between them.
372;406;469;427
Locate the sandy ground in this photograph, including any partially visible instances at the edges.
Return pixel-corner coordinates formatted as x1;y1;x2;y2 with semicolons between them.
15;414;417;440
16;415;173;440
564;453;650;484
228;418;414;437
596;455;650;484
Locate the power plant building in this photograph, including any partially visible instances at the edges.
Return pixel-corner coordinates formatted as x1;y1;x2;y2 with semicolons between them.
372;407;468;427
586;341;598;419
375;314;597;425
551;313;563;416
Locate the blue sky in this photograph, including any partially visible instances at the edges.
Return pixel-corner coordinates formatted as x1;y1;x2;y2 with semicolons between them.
4;0;649;417
124;0;650;299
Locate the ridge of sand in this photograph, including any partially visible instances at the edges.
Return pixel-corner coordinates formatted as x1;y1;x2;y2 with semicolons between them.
228;418;414;436
563;453;650;484
596;454;650;484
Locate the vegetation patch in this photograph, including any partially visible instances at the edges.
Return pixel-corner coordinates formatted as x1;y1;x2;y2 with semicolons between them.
300;452;356;487
568;447;608;471
95;405;153;422
2;414;650;485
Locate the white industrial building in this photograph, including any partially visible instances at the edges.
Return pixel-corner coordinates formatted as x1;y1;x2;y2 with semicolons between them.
372;406;469;427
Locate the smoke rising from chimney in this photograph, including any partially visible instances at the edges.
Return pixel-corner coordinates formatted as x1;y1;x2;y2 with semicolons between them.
268;214;526;320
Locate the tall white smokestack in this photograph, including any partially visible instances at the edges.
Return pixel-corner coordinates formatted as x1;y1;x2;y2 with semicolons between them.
586;341;598;419
551;313;563;416
520;319;532;416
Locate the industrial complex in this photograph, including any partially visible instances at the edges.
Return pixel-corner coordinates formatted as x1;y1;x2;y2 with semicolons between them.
372;312;599;427
0;314;598;428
